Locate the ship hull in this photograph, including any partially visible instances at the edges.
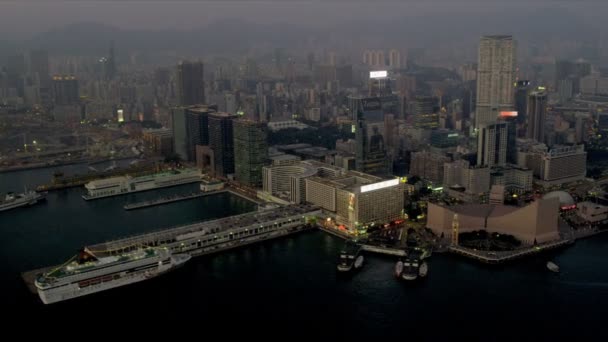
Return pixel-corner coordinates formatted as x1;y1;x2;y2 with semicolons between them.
0;193;46;212
37;254;190;304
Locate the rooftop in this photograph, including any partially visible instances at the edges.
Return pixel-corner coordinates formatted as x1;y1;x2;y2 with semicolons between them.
91;204;320;251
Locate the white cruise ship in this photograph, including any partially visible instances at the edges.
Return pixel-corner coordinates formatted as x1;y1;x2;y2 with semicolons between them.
82;168;201;200
0;190;47;212
35;247;191;304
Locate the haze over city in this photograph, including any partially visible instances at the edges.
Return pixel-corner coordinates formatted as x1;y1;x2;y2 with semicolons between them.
1;0;607;338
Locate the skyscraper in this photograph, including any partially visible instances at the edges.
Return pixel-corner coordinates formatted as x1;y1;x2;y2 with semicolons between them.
526;89;547;143
106;41;116;80
52;75;79;105
208;112;238;177
412;96;439;129
514;80;531;127
171;107;188;161
29;50;49;86
234;120;268;187
177;61;205;106
186;105;216;161
477;122;508;167
475;35;517;128
498;111;518;164
355;112;389;176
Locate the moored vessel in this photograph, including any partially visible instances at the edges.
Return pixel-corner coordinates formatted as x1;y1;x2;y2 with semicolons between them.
337;242;363;272
35;246;190;304
0;190;47;212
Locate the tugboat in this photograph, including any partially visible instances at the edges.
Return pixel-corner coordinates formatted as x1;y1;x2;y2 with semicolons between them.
546;261;559;273
337;241;364;272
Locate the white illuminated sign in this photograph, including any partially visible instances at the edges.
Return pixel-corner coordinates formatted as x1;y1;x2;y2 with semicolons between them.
360;178;399;193
369;70;388;79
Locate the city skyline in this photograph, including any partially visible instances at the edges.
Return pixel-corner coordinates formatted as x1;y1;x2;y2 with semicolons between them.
1;1;607;336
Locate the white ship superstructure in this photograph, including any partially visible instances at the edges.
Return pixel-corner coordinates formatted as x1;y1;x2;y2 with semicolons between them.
83;168;201;200
0;190;46;212
35;247;190;304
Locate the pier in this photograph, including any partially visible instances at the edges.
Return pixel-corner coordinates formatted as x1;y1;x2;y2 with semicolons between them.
448;238;573;264
124;190;225;210
36;163;159;191
317;225;408;257
22;204;321;293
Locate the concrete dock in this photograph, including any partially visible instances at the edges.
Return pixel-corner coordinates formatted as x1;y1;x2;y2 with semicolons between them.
448;238;573;264
124;190;225;210
22;204;321;292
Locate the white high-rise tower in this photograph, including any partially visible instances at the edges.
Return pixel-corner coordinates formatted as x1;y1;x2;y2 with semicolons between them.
475;35;517;128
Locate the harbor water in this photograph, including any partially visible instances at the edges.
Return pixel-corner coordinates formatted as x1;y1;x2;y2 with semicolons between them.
1;164;607;338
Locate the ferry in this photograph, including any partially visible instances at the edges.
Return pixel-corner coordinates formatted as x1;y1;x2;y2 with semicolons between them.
546;261;559;273
0;190;47;212
337;242;364;272
395;250;429;281
35;247;190;304
82;168;201;200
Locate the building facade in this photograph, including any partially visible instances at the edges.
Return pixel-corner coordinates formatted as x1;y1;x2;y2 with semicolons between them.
234;120;268;188
475;35;516;128
177;61;205;106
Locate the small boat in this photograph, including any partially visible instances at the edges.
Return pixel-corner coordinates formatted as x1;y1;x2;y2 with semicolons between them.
354;255;364;269
394;260;404;278
547;261;559;273
419;261;428;278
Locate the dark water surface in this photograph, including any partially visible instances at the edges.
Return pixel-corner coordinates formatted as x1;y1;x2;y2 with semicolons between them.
1;165;607;338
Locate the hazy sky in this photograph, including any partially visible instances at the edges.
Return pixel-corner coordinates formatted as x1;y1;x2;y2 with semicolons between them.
1;0;605;39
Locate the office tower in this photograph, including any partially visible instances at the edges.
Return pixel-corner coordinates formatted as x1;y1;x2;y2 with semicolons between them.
557;79;574;103
498;111;518;164
327;51;337;66
555;59;591;94
462;80;476;121
177;61;205;106
355;114;389;176
186;105;216;162
409;151;451;185
234;120;268;187
307;53;315;71
412;95;439;129
171;107;188;161
477;122;508;167
6;53;26;92
336;65;353;88
245;58;259;79
52;75;79;105
106;41;116;80
554;60;574;88
208;112;238;177
29;50;49;86
313;65;337;86
526;89;547;143
514;80;531;127
369;71;391;97
475;35;516;128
